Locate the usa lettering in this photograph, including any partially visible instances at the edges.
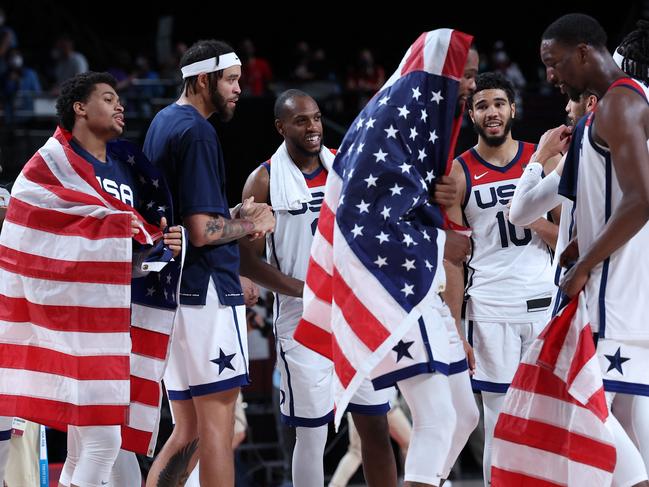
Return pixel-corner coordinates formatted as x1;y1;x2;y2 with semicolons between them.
474;184;516;209
96;176;134;207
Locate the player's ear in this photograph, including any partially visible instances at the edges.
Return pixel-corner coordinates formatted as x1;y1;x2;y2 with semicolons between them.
511;103;516;119
275;119;284;137
73;101;85;117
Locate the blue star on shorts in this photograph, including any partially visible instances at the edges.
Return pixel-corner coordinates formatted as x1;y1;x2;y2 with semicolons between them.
392;339;415;363
605;347;630;375
211;348;237;374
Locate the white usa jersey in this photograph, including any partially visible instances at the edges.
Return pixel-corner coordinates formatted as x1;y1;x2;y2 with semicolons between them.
263;159;329;339
574;77;649;340
458;141;555;321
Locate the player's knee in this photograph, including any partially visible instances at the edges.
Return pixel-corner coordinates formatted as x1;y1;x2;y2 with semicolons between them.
412;397;456;432
459;399;480;435
82;428;121;464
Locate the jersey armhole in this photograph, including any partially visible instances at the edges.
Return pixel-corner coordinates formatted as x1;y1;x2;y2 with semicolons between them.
456;157;472;209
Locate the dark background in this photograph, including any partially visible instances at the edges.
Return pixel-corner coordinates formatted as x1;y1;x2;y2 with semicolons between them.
2;1;647;201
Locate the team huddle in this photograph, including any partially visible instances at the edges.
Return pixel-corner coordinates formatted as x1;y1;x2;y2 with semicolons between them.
0;12;648;487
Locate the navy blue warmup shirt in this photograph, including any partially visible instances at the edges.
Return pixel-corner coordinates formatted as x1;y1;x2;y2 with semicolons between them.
71;138;138;208
143;103;244;306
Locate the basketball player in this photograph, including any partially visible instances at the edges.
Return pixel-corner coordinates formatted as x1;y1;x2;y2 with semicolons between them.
0;70;182;487
239;90;395;487
143;40;274;487
444;72;559;485
541;14;649;486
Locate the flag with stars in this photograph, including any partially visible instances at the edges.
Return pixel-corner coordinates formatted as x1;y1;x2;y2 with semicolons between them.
0;127;184;456
491;293;615;486
294;29;473;426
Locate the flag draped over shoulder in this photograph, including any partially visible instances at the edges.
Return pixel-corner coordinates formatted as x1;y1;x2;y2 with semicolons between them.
0;127;183;456
491;293;616;486
294;29;472;426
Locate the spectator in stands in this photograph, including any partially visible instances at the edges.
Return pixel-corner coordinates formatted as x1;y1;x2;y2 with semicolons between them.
0;7;17;49
491;40;527;116
345;48;385;110
239;38;272;97
130;53;164;116
291;41;315;81
0;30;11;80
107;48;133;91
51;35;89;93
3;47;42;121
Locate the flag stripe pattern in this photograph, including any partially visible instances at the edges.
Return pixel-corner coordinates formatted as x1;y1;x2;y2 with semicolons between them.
295;29;472;426
491;293;616;486
0;128;183;456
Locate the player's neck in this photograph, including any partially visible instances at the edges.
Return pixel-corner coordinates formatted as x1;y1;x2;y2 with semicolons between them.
286;145;321;173
591;58;630;98
177;92;213;119
71;127;107;163
475;136;518;167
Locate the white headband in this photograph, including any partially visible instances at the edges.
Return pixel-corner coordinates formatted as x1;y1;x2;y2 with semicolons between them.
613;47;625;69
181;52;241;79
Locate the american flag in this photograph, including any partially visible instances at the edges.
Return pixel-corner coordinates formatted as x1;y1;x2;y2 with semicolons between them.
294;29;473;426
0;127;183;456
491;293;616;486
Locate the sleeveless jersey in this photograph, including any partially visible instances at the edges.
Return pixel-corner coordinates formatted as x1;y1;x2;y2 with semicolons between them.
263;160;328;339
574;77;649;340
458;141;555;320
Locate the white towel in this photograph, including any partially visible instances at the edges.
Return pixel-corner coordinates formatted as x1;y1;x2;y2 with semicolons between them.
268;142;335;210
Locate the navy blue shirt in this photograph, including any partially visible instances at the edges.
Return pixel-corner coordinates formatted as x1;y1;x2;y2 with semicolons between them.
143;103;244;306
70;139;138;208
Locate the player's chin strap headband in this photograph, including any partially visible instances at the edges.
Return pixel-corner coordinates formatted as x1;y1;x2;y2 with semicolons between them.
613;44;649;80
613;47;625;70
181;52;241;79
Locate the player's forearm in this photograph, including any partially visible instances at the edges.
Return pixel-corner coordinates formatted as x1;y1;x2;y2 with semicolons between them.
189;215;255;247
509;165;562;226
529;219;559;250
442;260;465;338
240;257;304;297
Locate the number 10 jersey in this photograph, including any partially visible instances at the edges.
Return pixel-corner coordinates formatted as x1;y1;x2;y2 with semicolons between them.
457;141;554;321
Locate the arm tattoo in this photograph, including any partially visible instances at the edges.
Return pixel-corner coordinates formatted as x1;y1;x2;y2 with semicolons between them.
204;215;255;245
156;438;199;486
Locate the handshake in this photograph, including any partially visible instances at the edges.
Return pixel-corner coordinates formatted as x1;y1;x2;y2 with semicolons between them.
234;196;275;240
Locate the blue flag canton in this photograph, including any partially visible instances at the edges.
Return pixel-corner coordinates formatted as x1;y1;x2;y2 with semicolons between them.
333;71;460;310
108;140;174;226
109;140;181;310
131;239;182;309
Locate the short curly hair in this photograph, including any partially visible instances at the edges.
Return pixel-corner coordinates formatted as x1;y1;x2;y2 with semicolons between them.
468;72;516;108
55;71;117;131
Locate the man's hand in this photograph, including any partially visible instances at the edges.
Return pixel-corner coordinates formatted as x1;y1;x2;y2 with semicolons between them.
535;125;572;165
559;260;589;298
444;230;471;266
131;213;140;236
160;216;183;258
559;238;579;268
240;196;275;239
240;276;260;307
430;175;458;208
462;338;476;376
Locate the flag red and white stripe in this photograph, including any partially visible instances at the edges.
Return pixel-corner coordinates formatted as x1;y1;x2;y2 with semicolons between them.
0;128;176;455
294;29;472;427
491;293;616;486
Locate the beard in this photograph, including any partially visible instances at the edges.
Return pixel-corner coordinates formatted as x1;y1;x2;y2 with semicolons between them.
473;116;514;147
296;143;321;157
209;77;236;122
